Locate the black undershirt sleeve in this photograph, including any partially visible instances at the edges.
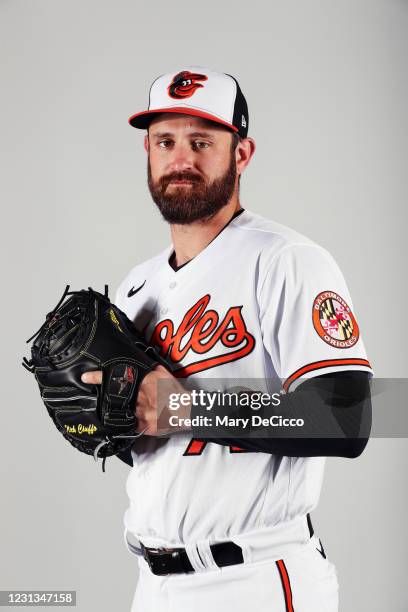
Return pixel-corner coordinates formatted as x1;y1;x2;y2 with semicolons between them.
190;371;372;459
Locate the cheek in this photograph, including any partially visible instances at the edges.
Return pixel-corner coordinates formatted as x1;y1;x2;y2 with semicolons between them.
204;151;231;176
148;153;165;181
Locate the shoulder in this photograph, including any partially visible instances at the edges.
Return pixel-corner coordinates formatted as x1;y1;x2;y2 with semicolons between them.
232;209;334;264
114;247;171;309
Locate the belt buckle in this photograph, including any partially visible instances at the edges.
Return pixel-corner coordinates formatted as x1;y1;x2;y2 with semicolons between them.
141;544;180;576
141;544;159;573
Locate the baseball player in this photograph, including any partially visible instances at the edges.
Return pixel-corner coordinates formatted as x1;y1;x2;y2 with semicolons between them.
82;66;373;611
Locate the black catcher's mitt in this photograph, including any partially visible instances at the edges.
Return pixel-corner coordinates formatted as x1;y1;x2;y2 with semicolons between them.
23;286;167;470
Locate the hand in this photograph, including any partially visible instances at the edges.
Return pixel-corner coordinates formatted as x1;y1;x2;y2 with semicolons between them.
81;366;192;436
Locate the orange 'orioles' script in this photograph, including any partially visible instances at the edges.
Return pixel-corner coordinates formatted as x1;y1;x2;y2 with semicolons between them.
150;294;256;378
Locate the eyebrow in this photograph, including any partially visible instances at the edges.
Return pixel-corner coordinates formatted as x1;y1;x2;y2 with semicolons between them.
150;131;214;139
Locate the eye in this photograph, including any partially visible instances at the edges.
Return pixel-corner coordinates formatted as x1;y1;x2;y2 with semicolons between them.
192;141;210;150
159;140;172;148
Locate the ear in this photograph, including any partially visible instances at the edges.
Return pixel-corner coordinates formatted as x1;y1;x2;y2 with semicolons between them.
235;137;256;176
144;134;149;154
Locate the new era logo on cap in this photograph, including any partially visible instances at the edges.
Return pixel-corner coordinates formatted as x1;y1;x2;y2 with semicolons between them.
129;66;249;138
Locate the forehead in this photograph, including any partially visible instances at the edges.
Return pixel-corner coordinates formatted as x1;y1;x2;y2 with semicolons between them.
148;113;231;137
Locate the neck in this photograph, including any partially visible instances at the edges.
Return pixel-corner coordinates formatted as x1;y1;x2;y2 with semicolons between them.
170;195;241;267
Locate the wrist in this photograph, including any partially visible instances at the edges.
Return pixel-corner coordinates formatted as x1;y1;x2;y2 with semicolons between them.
157;391;193;436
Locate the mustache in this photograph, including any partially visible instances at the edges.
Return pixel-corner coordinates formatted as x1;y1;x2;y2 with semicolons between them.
161;172;204;188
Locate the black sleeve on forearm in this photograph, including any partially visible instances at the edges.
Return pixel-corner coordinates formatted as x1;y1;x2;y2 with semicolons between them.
191;371;372;458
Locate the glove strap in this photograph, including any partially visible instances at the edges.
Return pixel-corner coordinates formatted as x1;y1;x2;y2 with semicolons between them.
101;362;141;431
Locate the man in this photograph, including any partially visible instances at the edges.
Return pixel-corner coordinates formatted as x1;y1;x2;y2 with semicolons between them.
83;66;372;611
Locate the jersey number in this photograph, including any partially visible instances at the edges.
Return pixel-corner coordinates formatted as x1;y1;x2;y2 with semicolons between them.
183;439;248;455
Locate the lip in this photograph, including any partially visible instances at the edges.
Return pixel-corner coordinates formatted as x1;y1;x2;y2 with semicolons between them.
169;179;194;184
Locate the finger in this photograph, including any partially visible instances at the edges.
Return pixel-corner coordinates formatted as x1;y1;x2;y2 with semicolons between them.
81;370;103;385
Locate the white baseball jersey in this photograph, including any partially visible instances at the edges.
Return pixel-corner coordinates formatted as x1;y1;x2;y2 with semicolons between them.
115;209;372;547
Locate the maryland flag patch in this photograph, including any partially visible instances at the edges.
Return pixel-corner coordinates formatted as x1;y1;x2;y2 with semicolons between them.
312;291;359;348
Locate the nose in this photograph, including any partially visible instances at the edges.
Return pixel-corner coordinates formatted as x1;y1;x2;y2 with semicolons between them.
167;141;195;174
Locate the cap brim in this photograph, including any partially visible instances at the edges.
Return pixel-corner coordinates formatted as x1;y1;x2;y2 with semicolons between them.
128;107;238;133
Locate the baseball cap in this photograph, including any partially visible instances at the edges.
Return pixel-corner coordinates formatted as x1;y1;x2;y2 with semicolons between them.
128;66;249;138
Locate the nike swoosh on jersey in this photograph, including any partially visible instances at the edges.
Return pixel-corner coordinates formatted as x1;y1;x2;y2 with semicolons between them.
127;281;146;298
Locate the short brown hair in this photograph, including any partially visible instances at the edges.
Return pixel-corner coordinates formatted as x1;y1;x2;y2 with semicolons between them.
231;132;243;150
231;132;243;185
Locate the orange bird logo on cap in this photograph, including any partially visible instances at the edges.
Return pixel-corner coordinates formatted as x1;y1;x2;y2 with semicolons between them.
167;71;208;99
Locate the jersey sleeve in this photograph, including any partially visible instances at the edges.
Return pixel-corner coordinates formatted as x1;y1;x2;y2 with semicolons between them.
114;267;139;311
114;282;126;311
259;244;373;391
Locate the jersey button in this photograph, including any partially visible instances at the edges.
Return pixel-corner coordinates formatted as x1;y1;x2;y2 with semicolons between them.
169;281;177;289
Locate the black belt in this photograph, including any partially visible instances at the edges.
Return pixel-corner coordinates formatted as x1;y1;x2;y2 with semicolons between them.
141;513;314;576
141;540;244;576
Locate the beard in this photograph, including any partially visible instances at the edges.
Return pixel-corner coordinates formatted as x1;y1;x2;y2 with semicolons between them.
147;149;237;225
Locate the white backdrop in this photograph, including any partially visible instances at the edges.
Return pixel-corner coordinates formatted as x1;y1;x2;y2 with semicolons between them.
1;1;407;610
